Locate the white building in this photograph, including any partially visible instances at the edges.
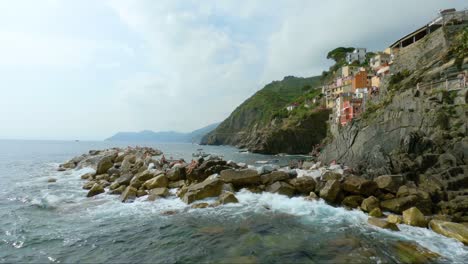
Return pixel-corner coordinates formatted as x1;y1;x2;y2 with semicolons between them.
346;48;367;64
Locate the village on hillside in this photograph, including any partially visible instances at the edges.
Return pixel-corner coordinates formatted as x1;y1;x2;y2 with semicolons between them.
286;8;467;127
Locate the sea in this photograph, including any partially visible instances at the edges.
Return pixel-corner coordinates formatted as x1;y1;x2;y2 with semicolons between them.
0;140;467;263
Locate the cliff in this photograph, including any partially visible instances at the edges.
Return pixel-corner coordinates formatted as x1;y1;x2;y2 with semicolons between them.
202;76;330;154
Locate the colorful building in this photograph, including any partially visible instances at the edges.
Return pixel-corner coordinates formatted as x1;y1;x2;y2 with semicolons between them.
370;53;391;70
346;48;367;64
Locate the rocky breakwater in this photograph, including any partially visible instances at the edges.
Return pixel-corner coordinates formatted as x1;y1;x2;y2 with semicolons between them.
59;147;468;248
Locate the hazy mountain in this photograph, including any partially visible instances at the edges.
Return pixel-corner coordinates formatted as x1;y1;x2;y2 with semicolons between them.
106;123;220;143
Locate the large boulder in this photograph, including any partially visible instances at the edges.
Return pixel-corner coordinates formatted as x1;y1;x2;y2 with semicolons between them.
367;217;399;231
143;175;168;190
182;178;224;204
322;171;342;181
361;196;380;212
96;156;114;175
402;207;427;227
218;192;239;204
429;220;468;245
86;183;104;197
115;173;134;186
289;177;316;194
342;195;364;208
381;195;432;215
393;242;440;263
120;186;137;203
261;171;290;185
319;180;341;203
134;170;156;182
166;166;186;181
266;181;295;197
220;169;261;187
342;175;378;196
147;188;169;201
387;214;403;224
374;175;405;194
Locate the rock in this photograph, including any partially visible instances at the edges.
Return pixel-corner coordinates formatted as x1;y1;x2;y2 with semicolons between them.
80;173;94;180
95;174;109;181
305;192;319;201
191;203;210;209
319;180;341;203
222;183;235;193
47;178;57;183
402;207;427;227
387;214;403;224
96;156;113;175
289;176;316;194
367;217;400;231
266;181;295;197
342;175;378;196
220;169;261;187
137;190;147;197
109;185;126;195
182;178;224;204
374;175;405;193
301;161;315;170
257;165;276;174
129;178;143;189
147;188;169;201
167;166;186;181
438;153;457;169
369;208;383;218
120;186;137;203
134;170;156;182
143;175;168;190
168;180;186;188
322;171;342;181
396;186;430;200
82;181;96;190
361;196;380;212
342;195;364;208
429;220;468;245
109;181;120;190
380;195;432;215
261;171;289;185
86;183;104;197
394;242;440;263
115;173;134;186
218;192;239;204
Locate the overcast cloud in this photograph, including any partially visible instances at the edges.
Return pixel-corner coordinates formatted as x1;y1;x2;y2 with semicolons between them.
0;0;465;140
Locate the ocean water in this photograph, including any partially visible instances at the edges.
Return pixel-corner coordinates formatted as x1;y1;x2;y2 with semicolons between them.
0;140;467;263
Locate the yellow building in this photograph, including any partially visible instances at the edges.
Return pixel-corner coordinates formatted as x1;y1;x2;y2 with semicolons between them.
371;76;381;87
340;66;359;78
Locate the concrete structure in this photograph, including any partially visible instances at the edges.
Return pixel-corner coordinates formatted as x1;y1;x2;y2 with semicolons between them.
340;66;359;78
346;48;367;64
389;9;467;50
370;53;391;70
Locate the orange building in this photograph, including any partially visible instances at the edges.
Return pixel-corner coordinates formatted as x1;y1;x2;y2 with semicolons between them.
352;70;368;90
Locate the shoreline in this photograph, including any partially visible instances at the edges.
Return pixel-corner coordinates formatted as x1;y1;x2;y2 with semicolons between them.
57;146;468;252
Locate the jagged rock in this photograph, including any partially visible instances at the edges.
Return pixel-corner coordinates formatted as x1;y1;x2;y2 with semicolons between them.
266;181;295;197
143;175;168;190
342;195;364;208
87;183;104;197
369;208;383;217
120;186;137;203
261;171;289;185
218;192;239;204
80;173;94;180
109;185;126;195
115;173;134;186
96;156;113;175
429;220;468;245
83;181;96;190
167;166;186;181
402;207;427;227
98;180;110;188
137;190;147;197
394;242;440;263
305;192;319;201
322;171;342;181
148;188;169;201
342;175;378;196
367;217;399;231
129;178;143;189
168;180;186;188
134;170;156;182
95;174;109;181
380;195;432;215
374;175;405;193
182;178;223;204
289;176;316;194
387;214;403;224
220;169;261;187
361;196;380;212
319;180;341;203
109;181;120;190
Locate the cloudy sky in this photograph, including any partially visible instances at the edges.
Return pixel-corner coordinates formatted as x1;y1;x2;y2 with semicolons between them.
0;0;465;140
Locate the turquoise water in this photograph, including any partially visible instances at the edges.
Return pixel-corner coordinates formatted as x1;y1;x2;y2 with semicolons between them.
0;140;467;263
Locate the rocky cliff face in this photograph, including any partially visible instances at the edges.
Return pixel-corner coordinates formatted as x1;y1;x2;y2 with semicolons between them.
319;25;467;220
202;76;329;154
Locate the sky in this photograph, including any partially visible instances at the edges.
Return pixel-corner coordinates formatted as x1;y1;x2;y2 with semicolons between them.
0;0;466;140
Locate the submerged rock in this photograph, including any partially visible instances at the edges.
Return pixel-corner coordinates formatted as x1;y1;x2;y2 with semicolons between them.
87;183;104;197
191;203;210;209
47;178;57;183
429;220;468;245
120;186;137;203
218;191;239;204
394;241;440;263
